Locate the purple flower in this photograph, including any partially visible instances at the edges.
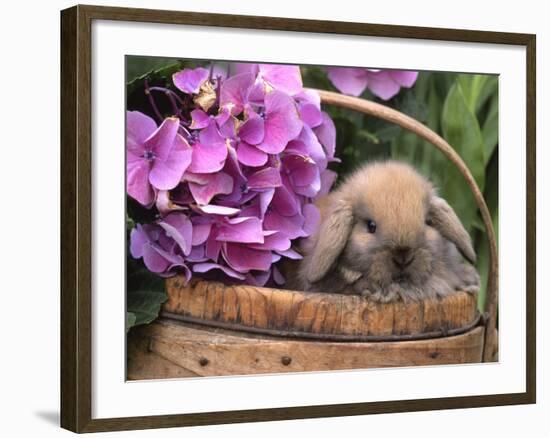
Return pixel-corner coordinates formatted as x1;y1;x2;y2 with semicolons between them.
232;63;303;96
127;112;192;206
295;89;323;128
231;90;303;166
130;214;193;281
220;72;256;116
222;243;273;272
186;121;229;174
127;61;339;287
326;67;418;100
185;171;234;205
172;67;210;94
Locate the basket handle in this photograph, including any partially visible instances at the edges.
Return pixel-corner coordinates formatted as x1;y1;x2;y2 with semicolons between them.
314;89;498;361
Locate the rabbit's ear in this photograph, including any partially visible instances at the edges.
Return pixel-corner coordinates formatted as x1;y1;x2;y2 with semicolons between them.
428;196;476;264
306;202;354;283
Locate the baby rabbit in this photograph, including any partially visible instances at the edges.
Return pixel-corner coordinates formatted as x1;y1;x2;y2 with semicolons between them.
292;161;480;302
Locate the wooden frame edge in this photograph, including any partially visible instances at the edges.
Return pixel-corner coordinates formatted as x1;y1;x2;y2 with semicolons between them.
525;33;536;405
60;4;537;432
61;5;93;432
61;5;80;432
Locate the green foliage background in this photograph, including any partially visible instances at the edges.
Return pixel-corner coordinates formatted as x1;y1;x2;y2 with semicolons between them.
126;57;498;331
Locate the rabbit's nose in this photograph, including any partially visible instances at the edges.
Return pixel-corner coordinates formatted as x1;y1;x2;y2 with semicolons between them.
392;246;415;269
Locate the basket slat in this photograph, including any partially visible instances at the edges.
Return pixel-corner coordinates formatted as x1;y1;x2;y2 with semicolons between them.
163;278;478;339
127;319;485;379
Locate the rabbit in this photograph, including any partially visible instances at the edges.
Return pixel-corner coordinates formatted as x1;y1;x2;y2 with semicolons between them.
289;160;480;302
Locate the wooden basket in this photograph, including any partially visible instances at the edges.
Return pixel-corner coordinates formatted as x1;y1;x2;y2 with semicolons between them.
127;90;498;380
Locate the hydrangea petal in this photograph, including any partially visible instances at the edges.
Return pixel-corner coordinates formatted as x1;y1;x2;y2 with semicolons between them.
220;72;255;115
192;223;213;246
296;126;328;170
264;210;305;240
259;64;303;95
236;142;268;167
327;67;369;96
257;90;302;154
249;232;291;251
127;111;157;155
188;172;234;204
295;88;323;127
188;141;228;173
173;67;209;94
389;70;419;88
223;144;247;181
127;156;154;206
259;189;275;218
367;71;401;100
143;117;180;161
276;248;303;260
284;154;319;187
232;63;259;76
247;82;266;104
317;169;338;198
272;177;300;216
223;243;273;272
206;234;222;261
158;213;193;256
193;263;246;280
247;167;282;190
217;217;264;243
245;270;271;287
187;245;207;262
197;204;240;215
189;109;211;129
239;112;265;145
129;225;148;258
149;134;192;190
295;89;321;107
199;119;225;147
142;244;171;273
218;116;238;139
299;103;323;127
313;112;337;159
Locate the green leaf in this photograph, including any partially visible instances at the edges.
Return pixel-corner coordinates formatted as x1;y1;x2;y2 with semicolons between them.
127;288;167;328
481;94;499;162
126;312;137;333
475;76;498;117
458;74;488;113
442;81;487;185
441;81;486;232
126;259;168;330
126;60;186;95
126;214;135;232
356;129;380;145
126;57;181;83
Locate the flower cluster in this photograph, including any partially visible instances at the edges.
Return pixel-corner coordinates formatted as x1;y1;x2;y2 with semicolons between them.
127;63;338;286
326;67;418;100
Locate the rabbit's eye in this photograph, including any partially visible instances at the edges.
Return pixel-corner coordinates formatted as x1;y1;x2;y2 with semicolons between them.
365;219;377;234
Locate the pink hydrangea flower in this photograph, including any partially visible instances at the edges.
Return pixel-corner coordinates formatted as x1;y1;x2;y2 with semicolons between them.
326;67;418;100
126;112;192;206
127;64;338;285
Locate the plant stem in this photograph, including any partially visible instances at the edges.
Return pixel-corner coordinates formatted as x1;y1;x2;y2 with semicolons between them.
144;79;163;123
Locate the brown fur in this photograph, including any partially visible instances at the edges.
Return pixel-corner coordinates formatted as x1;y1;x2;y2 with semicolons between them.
289;161;479;302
